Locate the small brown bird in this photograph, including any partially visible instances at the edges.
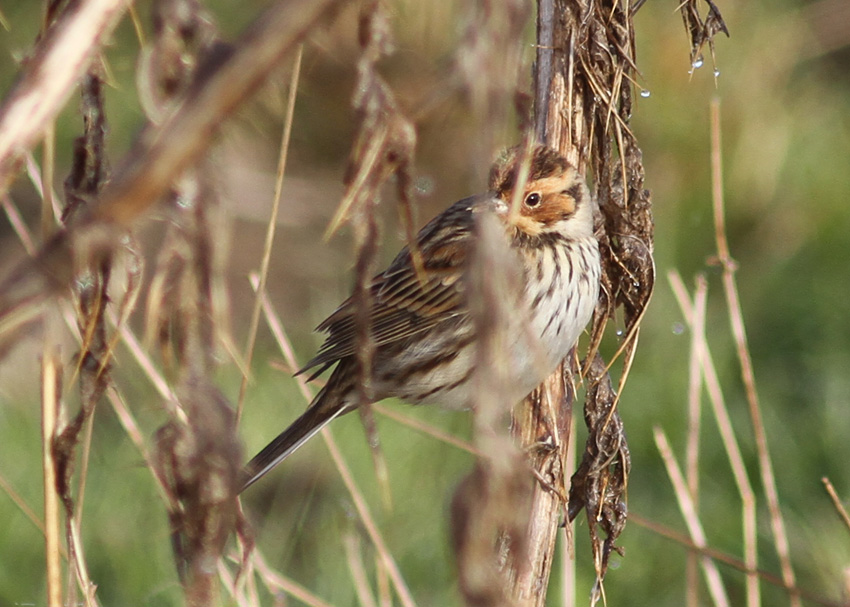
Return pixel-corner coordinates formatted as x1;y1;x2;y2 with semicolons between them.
241;145;600;491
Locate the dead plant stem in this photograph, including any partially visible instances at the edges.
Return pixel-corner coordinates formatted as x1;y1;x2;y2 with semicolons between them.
629;513;848;607
251;274;418;607
0;0;130;193
685;276;706;607
237;45;303;422
822;477;850;535
710;98;799;607
41;345;63;607
654;427;730;607
669;269;760;607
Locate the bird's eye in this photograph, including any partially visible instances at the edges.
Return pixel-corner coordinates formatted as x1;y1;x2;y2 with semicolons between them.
525;192;542;207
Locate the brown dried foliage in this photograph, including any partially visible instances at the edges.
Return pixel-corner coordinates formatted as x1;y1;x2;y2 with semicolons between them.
537;0;724;593
452;212;534;607
52;67;112;603
136;2;242;603
679;0;730;67
0;0;345;342
0;0;737;604
533;0;655;592
333;0;419;492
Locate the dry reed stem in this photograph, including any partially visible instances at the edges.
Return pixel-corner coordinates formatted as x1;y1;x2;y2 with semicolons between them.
344;531;379;607
41;126;56;240
2;195;38;254
538;0;656;597
0;0;130;194
250;552;337;607
372;403;479;455
56;65;112;607
629;513;848;607
251;275;418;607
236;45;303;422
669;270;759;607
454;210;536;607
41;345;63;607
709;99;799;607
0;469;49;538
0;0;345;339
559;416;577;607
685;276;706;607
822;478;850;534
654;427;731;607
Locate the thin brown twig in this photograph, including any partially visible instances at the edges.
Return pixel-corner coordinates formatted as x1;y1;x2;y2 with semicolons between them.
41;125;56;240
266;358;476;455
1;194;37;254
0;0;346;341
710;98;799;607
372;404;479;456
237;44;304;423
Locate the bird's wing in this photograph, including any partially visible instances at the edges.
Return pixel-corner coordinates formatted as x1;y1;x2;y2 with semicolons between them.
299;196;484;377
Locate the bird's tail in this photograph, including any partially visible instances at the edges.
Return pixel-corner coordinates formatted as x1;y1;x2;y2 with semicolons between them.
240;385;347;492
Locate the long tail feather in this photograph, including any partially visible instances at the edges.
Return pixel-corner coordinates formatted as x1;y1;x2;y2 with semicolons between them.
240;389;346;492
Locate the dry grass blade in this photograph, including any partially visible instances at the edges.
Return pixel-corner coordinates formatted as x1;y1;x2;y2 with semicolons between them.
0;470;50;539
236;45;303;422
0;0;346;346
251;276;418;607
372;404;478;455
654;427;731;607
669;270;760;607
709;99;799;607
41;345;63;607
250;552;337;607
629;513;849;607
822;478;850;534
344;531;379;607
684;275;706;607
0;0;130;194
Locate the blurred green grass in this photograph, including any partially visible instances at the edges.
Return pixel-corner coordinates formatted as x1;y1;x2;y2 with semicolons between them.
1;0;849;605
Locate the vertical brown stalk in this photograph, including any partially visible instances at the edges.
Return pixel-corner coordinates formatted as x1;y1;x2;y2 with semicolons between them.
503;0;657;603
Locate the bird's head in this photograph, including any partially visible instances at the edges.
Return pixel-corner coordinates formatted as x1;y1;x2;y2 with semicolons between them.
488;145;594;243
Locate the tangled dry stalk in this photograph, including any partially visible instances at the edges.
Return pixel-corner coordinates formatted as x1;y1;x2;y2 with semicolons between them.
2;1;842;607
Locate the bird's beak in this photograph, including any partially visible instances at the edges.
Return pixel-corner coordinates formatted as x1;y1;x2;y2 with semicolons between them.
485;193;509;217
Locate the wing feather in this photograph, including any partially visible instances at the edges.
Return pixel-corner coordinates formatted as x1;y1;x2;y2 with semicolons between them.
299;195;488;375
